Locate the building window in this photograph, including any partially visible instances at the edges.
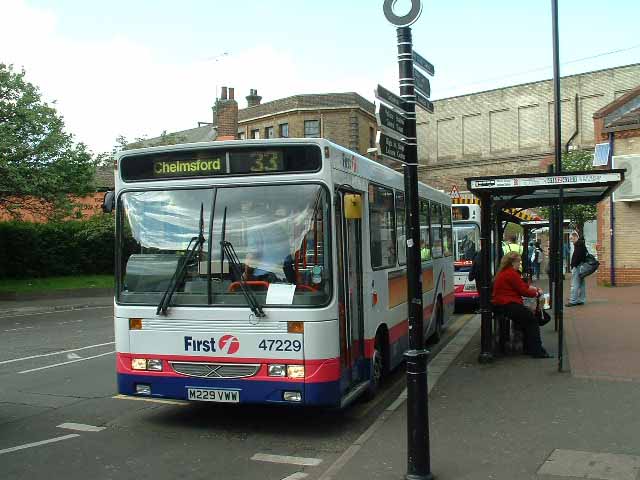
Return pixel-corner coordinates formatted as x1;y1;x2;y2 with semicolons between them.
369;127;376;148
238;131;245;140
251;129;260;139
265;126;274;139
279;123;289;138
304;120;320;138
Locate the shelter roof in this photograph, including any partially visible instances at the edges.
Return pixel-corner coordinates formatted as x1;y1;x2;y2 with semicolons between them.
465;170;625;208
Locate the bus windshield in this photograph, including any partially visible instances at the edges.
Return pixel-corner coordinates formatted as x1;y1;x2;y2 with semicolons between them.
118;184;331;308
453;223;480;262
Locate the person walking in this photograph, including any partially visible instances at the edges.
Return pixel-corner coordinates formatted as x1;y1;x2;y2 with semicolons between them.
566;231;587;307
533;240;544;281
492;251;550;358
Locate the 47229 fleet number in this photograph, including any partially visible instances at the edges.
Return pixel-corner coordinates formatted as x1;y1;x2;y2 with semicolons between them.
258;339;302;352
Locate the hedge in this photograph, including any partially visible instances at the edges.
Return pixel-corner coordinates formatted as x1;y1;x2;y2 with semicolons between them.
0;215;115;278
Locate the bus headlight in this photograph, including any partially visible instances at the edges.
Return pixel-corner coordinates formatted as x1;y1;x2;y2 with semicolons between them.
287;365;305;379
147;359;163;371
131;358;147;370
268;364;287;377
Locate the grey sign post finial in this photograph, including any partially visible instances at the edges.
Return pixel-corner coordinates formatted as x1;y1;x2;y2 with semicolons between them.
383;0;422;27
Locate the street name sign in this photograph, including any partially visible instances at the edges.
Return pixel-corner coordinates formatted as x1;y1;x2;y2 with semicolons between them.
415;92;434;113
412;50;435;76
413;69;431;98
377;104;406;137
377;132;408;163
375;84;406;112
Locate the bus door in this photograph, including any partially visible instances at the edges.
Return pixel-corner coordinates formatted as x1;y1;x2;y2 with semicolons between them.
335;188;365;393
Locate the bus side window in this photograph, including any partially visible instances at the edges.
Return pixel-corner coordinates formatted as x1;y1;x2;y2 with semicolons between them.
419;199;431;261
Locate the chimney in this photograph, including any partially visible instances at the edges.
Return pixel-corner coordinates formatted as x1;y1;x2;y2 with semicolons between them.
246;88;262;107
213;85;238;140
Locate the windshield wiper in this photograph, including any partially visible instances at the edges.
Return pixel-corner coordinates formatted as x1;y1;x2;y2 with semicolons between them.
221;239;266;318
156;204;205;316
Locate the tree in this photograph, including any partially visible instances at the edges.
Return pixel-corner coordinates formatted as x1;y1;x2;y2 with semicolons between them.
542;150;597;235
0;63;96;219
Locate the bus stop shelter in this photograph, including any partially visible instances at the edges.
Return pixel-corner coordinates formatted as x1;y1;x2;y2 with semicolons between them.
465;169;625;371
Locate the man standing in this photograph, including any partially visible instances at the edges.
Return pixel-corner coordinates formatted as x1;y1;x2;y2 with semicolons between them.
566;232;587;307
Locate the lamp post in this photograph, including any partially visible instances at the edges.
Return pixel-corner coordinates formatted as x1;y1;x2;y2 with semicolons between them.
551;0;565;372
381;2;433;478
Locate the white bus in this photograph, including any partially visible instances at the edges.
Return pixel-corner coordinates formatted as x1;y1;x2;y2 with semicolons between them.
108;139;454;407
452;202;481;310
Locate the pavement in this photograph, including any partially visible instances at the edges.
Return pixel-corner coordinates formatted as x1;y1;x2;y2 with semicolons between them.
3;278;640;480
0;291;112;318
325;275;640;480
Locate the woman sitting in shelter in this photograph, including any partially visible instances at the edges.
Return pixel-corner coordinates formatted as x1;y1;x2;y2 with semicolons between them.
492;251;551;359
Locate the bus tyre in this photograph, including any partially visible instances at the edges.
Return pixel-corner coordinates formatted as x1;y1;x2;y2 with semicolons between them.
365;334;384;400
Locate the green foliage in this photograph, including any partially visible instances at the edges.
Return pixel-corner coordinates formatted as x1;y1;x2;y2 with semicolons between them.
0;216;115;278
540;150;597;234
0;63;96;218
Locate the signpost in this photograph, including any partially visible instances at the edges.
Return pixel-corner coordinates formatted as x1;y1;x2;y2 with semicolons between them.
414;69;431;98
376;103;407;137
377;131;409;163
380;1;434;479
415;93;434;113
413;51;435;76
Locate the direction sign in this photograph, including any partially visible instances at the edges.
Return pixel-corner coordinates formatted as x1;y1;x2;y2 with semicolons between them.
415;92;434;113
377;132;408;163
414;69;431;98
376;104;406;137
412;51;435;76
375;84;406;112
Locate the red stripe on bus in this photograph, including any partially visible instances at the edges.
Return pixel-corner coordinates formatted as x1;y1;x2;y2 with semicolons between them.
116;353;341;383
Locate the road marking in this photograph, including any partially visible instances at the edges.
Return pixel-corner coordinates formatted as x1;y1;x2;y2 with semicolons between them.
3;326;34;332
317;314;481;480
281;473;309;480
18;351;114;374
112;394;189;406
57;423;105;432
251;453;323;467
0;342;114;366
0;434;80;456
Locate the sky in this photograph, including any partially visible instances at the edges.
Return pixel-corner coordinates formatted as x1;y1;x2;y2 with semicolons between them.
3;0;640;155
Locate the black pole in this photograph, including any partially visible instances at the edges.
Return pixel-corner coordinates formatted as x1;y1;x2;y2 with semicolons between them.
551;0;564;372
396;26;433;480
479;193;494;363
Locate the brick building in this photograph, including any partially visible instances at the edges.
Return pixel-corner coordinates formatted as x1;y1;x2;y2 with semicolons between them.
141;87;378;157
593;86;640;286
417;63;640;191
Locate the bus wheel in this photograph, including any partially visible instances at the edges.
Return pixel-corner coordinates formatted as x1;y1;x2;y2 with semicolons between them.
431;299;444;344
365;333;385;399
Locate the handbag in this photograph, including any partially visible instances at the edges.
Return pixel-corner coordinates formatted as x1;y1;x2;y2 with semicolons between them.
577;253;599;279
534;298;552;326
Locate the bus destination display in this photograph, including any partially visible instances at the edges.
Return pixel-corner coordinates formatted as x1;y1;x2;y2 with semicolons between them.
121;146;320;181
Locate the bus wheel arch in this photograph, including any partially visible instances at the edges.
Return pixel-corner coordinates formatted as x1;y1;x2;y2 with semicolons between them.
366;325;389;399
431;295;444;344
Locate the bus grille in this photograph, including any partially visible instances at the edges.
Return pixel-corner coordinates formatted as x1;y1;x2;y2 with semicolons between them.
169;361;260;379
